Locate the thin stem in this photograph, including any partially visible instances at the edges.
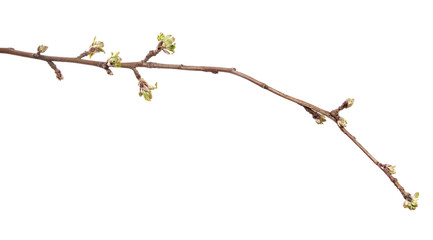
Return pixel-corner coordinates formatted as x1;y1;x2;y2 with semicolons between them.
132;67;141;80
46;60;63;80
77;51;90;59
142;41;163;62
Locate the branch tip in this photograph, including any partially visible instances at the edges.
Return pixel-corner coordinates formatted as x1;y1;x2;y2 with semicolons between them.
157;33;176;54
345;98;355;108
404;192;419;210
46;60;63;80
332;98;355;117
138;78;157;101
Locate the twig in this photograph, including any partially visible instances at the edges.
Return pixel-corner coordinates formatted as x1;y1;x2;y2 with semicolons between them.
77;51;90;59
131;67;142;80
46;60;63;80
142;41;163;63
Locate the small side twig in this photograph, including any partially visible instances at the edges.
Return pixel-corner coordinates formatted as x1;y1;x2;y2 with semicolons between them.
46;60;63;80
132;67;141;80
77;51;90;59
77;37;105;59
331;98;354;119
142;41;163;63
99;62;113;75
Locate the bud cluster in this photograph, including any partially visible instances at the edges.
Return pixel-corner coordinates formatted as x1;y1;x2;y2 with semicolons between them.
88;37;105;58
157;33;176;54
403;192;419;210
316;114;326;124
138;78;158;101
337;117;347;128
37;45;48;54
107;52;122;67
384;164;396;175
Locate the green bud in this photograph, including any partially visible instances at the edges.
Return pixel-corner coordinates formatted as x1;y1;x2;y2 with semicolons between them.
315;114;326;124
385;164;396;175
345;98;354;108
405;200;418;210
157;32;176;54
88;37;105;58
403;193;420;210
92;37;104;49
138;78;157;101
337;118;347;128
157;33;164;41
107;52;122;67
143;91;152;101
37;45;48;53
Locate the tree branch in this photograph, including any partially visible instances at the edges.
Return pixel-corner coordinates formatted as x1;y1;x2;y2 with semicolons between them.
0;48;331;118
0;43;418;210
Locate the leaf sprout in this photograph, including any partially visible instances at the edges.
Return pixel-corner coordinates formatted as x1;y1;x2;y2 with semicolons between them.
157;33;176;54
107;52;122;67
88;37;105;59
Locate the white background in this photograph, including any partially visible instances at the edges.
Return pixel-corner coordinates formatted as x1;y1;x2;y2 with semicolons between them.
1;0;432;239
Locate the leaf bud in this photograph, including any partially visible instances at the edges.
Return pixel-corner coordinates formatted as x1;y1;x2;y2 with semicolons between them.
315;114;326;124
345;98;354;108
88;37;105;58
157;33;176;54
337;117;347;128
384;164;396;174
107;52;122;67
37;45;48;53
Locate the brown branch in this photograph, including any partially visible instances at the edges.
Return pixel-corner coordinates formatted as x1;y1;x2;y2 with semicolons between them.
0;48;331;119
77;51;90;59
131;67;141;80
46;60;63;80
0;47;416;207
142;41;163;63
